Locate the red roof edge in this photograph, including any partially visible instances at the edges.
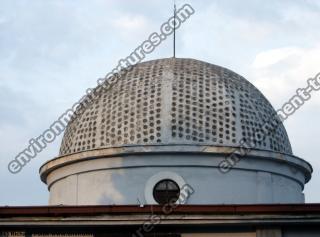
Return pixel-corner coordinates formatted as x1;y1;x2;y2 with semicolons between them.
1;204;320;217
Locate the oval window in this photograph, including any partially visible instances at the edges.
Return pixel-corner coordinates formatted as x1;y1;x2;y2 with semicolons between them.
153;179;180;205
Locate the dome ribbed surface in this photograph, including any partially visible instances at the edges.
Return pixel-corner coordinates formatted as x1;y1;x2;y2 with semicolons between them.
59;58;292;156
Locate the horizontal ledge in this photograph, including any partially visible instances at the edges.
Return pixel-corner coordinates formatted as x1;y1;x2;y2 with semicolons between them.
39;145;312;184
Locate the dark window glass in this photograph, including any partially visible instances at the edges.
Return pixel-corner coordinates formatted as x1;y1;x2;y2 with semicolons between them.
153;179;180;205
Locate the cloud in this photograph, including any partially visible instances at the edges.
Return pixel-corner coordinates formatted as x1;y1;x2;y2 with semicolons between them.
113;15;149;32
252;47;302;69
250;45;320;106
111;14;154;42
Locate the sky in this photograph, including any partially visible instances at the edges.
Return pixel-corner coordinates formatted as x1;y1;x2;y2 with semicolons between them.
0;0;320;205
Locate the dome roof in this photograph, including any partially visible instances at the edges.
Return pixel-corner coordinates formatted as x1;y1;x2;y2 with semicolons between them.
59;58;292;157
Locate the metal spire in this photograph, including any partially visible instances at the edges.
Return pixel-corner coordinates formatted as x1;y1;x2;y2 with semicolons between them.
173;2;176;58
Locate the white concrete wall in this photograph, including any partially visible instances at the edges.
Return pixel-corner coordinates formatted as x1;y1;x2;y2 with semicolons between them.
47;154;307;205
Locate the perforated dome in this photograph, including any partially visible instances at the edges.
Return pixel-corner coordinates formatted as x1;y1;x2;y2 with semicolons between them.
59;58;292;156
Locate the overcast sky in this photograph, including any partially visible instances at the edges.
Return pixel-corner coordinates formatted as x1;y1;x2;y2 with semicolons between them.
1;0;320;205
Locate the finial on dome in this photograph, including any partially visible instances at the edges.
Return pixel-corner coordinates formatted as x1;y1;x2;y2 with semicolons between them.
173;1;176;58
